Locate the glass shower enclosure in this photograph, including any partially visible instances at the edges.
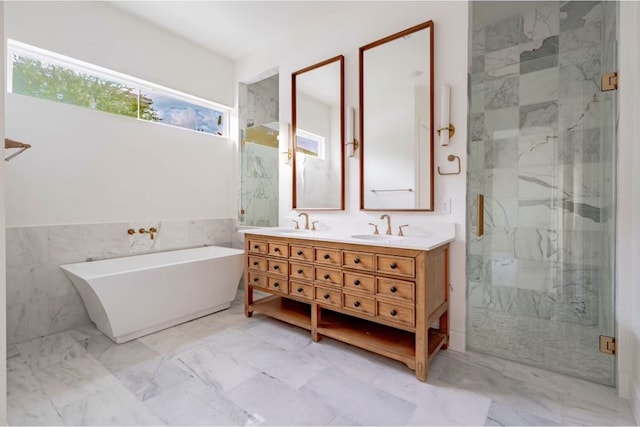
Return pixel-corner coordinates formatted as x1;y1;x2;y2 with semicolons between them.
467;1;617;386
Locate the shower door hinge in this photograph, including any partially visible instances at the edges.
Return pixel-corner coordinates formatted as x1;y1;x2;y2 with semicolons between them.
599;335;616;355
601;72;618;91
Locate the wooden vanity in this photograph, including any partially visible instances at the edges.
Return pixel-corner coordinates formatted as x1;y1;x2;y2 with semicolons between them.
243;232;449;381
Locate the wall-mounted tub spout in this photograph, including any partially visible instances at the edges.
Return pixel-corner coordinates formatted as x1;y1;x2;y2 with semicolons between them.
138;227;158;239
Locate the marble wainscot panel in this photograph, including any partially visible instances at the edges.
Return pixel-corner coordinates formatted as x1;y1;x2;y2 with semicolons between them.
6;218;235;345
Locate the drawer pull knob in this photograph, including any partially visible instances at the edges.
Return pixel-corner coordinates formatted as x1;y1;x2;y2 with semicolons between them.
390;263;398;269
253;261;259;266
273;282;279;288
297;269;303;274
253;245;259;249
324;274;330;280
323;294;330;299
274;247;281;253
297;287;303;293
390;309;398;317
323;254;330;260
297;250;303;256
354;301;361;308
354;280;361;286
390;286;397;293
354;258;361;264
273;265;279;270
253;278;259;283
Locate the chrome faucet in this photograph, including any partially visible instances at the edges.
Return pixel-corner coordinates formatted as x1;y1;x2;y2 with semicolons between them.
380;214;392;235
297;212;310;230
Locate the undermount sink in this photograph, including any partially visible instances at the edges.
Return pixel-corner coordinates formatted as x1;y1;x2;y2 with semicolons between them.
350;234;403;241
276;229;313;234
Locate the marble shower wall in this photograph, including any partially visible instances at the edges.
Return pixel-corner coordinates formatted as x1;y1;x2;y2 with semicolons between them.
239;74;279;227
6;218;237;346
468;1;616;385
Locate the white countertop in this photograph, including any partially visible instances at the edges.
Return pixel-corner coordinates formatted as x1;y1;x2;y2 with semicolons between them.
239;227;455;251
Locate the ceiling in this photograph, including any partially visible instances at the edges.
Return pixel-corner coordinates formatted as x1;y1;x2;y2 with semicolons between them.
110;1;345;61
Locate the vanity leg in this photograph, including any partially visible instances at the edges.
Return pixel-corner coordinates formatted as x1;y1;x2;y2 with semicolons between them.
244;282;254;318
439;310;448;350
415;362;428;382
311;303;320;342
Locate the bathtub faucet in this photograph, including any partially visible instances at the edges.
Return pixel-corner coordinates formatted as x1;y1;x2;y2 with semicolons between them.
138;227;158;239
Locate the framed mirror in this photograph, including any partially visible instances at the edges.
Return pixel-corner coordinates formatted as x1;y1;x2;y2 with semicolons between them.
359;20;434;211
292;55;345;210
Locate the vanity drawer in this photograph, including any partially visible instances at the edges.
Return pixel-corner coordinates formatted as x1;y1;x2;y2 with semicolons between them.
343;292;375;316
376;277;415;303
248;239;268;255
268;242;288;258
267;259;288;276
290;244;314;262
315;286;341;307
290;262;313;281
343;272;375;294
377;300;414;327
314;266;343;287
248;271;268;289
248;256;268;272
268;277;288;294
290;281;313;301
376;254;415;278
315;247;341;266
342;251;374;271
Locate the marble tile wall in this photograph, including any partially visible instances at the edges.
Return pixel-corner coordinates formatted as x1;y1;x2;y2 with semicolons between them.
6;218;238;346
238;74;280;227
468;1;616;385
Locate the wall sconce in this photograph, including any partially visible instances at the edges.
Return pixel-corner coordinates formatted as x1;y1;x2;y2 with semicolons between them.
281;123;292;165
437;83;455;146
345;107;359;157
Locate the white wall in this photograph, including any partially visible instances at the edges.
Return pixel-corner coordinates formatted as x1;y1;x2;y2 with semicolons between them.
237;1;468;352
4;1;237;226
0;3;8;420
6;1;234;107
5;94;235;226
619;0;640;415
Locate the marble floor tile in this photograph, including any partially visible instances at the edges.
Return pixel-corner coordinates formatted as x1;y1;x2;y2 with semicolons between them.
202;327;267;358
235;341;328;389
244;317;313;352
7;356;41;400
371;361;492;426
6;295;638;427
8;390;64;426
226;373;336;426
438;355;564;423
301;368;416;426
30;355;119;409
115;355;193;401
60;383;165;426
298;338;390;385
138;324;209;357
16;332;87;369
145;377;249;426
177;344;258;393
485;400;559;426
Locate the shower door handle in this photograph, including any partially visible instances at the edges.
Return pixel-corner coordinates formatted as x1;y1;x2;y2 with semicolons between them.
477;194;484;237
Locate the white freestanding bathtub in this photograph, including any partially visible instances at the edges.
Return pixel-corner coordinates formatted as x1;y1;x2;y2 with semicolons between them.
60;246;245;343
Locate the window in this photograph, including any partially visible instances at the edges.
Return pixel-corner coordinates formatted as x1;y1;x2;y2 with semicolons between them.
295;129;325;158
7;40;228;137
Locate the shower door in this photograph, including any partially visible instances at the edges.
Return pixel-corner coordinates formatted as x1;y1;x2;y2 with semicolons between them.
467;1;617;385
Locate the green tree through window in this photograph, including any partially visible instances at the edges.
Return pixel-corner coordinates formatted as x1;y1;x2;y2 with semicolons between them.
11;55;161;121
